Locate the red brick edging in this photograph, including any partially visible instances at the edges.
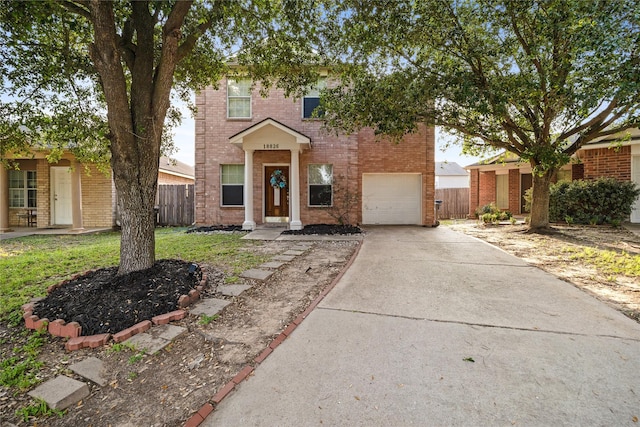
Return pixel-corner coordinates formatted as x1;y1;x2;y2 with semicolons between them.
22;272;208;351
183;240;363;427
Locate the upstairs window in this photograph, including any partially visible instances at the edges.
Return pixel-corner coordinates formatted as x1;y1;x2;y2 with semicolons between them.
221;164;244;206
303;78;326;119
227;78;251;118
308;164;333;206
9;170;37;208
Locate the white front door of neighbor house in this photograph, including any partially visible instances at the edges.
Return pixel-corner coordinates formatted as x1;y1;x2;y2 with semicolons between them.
362;173;422;225
51;167;73;225
632;155;640;223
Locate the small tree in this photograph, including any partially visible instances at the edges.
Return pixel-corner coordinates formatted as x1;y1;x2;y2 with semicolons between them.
323;172;360;226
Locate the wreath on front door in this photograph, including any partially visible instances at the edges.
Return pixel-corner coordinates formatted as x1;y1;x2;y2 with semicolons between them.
269;169;287;189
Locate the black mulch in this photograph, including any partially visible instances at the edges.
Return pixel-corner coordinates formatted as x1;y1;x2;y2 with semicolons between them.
187;225;245;233
33;259;202;336
282;224;362;235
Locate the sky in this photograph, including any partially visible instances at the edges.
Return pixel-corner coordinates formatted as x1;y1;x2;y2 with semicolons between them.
169;118;484;168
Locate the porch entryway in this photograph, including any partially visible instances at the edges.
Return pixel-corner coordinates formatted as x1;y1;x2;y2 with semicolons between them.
229;118;311;231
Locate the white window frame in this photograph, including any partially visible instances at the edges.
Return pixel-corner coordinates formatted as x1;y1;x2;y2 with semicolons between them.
302;78;327;119
9;170;37;208
227;78;252;119
308;164;333;207
220;164;244;207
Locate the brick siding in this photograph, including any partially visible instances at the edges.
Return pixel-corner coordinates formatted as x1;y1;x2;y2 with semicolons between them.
580;146;631;181
195;78;435;227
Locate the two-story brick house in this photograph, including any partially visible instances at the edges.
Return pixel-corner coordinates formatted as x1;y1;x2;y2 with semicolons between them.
195;76;436;230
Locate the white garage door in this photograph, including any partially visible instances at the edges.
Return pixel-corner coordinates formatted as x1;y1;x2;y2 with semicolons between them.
362;173;422;225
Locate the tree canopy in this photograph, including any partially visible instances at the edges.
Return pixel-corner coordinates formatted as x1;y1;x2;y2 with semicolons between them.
318;0;640;229
1;0;324;273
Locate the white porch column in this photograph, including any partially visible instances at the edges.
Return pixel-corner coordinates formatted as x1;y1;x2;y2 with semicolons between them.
242;149;256;230
70;161;84;232
0;166;12;231
289;149;303;230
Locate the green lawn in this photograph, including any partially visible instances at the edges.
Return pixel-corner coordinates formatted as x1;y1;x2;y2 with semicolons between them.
0;228;268;325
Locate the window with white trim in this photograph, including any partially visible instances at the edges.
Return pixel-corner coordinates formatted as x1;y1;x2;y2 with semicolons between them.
9;170;37;208
303;78;326;119
221;164;244;206
227;78;251;118
308;164;332;206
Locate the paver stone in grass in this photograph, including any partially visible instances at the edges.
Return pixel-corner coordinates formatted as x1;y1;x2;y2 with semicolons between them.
70;357;108;386
28;375;90;410
217;284;253;297
190;298;232;317
240;269;274;281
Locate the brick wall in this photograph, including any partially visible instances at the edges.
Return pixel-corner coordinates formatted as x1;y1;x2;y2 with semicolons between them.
158;172;194;186
468;169;479;217
508;169;521;214
580;146;631;181
195;78;435;227
478;171;496;209
80;164;113;227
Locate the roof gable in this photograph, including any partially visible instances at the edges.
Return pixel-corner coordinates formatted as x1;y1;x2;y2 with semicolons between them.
229;118;311;152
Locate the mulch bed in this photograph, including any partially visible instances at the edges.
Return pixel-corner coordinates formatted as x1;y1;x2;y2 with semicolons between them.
282;224;362;235
187;225;245;233
32;259;202;336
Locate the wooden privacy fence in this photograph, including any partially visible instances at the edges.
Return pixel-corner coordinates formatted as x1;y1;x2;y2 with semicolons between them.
435;188;470;219
156;184;194;226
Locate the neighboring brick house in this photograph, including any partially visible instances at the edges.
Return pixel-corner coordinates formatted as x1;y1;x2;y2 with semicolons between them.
158;156;194;185
0;152;115;231
466;128;640;223
195;76;436;230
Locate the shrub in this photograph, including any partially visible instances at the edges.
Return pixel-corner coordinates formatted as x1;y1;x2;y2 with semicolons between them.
475;203;512;222
549;178;640;225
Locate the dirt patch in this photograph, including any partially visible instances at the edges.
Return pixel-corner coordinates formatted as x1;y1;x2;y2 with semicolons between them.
447;221;640;322
0;239;359;427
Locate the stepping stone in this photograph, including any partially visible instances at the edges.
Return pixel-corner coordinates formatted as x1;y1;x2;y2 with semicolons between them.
292;244;312;251
217;284;252;297
70;357;108;386
126;324;186;354
282;250;305;256
241;269;274;281
272;255;295;262
259;261;285;269
190;298;231;316
28;375;90;410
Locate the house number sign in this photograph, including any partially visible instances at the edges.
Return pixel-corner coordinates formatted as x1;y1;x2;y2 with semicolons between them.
263;143;280;149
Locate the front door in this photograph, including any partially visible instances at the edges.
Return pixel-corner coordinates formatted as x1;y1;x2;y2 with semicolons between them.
265;166;289;218
51;167;73;225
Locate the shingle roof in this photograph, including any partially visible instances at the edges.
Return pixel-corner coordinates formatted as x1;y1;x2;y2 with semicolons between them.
159;156;194;179
435;162;469;176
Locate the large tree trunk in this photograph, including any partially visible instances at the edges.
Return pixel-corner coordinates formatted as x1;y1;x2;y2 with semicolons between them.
88;1;183;275
112;136;160;275
528;169;555;231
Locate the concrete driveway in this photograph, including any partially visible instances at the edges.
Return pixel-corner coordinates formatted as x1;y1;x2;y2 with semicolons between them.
203;226;640;426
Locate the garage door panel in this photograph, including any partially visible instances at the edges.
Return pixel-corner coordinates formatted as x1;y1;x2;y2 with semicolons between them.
362;174;421;225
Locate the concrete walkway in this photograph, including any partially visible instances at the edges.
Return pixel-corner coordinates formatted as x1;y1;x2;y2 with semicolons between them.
203;226;640;426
